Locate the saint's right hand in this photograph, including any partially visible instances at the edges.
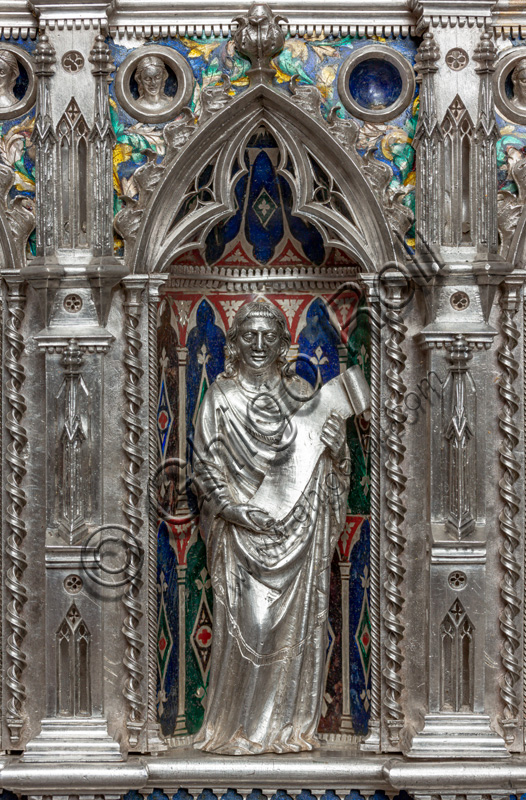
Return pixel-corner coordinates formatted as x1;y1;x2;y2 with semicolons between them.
220;503;276;534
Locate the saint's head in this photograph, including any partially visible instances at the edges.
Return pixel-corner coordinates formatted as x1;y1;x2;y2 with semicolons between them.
224;300;291;378
134;54;169;111
0;50;19;108
512;58;526;109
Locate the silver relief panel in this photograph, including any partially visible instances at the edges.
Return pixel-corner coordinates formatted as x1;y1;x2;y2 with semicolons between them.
0;0;526;797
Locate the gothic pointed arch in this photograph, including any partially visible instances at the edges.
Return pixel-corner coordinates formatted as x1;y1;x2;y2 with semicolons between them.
131;83;398;274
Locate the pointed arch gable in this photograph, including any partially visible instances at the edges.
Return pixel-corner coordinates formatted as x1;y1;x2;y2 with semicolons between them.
131;84;397;274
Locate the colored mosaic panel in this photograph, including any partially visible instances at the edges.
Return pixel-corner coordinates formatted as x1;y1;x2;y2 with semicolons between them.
156;288;372;738
0;37;37;254
497;41;526;184
0;34;418;253
494;42;526;257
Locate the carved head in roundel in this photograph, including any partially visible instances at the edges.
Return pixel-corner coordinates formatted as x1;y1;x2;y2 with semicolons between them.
511;57;526;110
134;54;170;112
0;50;19;108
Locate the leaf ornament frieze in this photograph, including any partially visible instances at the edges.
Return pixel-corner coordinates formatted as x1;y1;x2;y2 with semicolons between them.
108;11;418;260
0;162;35;267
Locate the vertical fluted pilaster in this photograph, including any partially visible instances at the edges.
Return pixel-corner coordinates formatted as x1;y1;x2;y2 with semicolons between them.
4;277;27;744
498;280;522;744
122;277;147;748
383;281;408;746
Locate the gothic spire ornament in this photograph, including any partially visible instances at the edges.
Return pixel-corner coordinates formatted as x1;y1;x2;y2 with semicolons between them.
89;33;116;258
233;3;287;83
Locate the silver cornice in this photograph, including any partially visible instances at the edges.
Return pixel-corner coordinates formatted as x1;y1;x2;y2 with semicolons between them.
0;1;36;37
107;0;416;36
0;0;524;38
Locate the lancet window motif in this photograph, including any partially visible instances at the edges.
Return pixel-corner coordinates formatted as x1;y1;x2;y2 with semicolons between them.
440;599;474;712
200;126;326;267
56;340;90;543
439;335;477;535
56;603;92;717
441;96;474;246
57;98;89;248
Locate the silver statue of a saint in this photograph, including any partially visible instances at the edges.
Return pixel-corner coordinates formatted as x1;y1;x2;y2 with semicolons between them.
134;54;170;113
192;300;369;755
0;50;19;108
511;58;526;112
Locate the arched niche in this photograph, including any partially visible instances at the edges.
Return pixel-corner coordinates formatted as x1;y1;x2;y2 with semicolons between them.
130;82;398;275
143;83;387;745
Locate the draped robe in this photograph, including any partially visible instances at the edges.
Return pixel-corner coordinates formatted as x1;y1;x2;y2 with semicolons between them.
192;372;351;755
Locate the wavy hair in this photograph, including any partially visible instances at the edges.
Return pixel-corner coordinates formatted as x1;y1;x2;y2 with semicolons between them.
222;300;291;378
0;50;18;92
135;55;168;98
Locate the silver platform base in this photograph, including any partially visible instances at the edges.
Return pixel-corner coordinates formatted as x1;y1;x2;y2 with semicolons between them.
1;747;526;796
22;718;123;762
407;713;510;759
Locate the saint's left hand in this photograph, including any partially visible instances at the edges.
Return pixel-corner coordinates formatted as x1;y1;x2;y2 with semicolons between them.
320;411;346;458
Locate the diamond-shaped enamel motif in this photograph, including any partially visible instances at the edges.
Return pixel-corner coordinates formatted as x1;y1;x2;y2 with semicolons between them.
253;188;277;228
157;595;173;682
355;586;371;684
191;585;213;684
157;377;173;458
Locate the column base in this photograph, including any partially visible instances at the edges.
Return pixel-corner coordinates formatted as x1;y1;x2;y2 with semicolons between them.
174;714;188;735
339;714;354;733
407;713;510;759
23;718;123;762
361;719;381;752
142;720;168;753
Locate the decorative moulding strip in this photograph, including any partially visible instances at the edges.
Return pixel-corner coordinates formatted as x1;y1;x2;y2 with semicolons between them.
108;23;416;38
0;27;37;38
3;751;526;795
31;18;103;30
0;0;523;38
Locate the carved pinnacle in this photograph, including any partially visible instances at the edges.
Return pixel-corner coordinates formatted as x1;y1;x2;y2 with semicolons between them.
233;3;287;83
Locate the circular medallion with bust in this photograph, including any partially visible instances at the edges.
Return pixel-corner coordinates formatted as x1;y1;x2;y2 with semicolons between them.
133;54;170;113
191;299;369;755
511;57;526;112
0;50;19;109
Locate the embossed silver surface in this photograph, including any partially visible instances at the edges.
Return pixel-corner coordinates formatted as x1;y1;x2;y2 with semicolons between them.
0;0;523;798
191;300;369;754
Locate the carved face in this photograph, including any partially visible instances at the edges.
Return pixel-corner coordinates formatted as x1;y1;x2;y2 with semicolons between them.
237;316;283;372
512;65;526;106
0;51;18;105
138;63;165;99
